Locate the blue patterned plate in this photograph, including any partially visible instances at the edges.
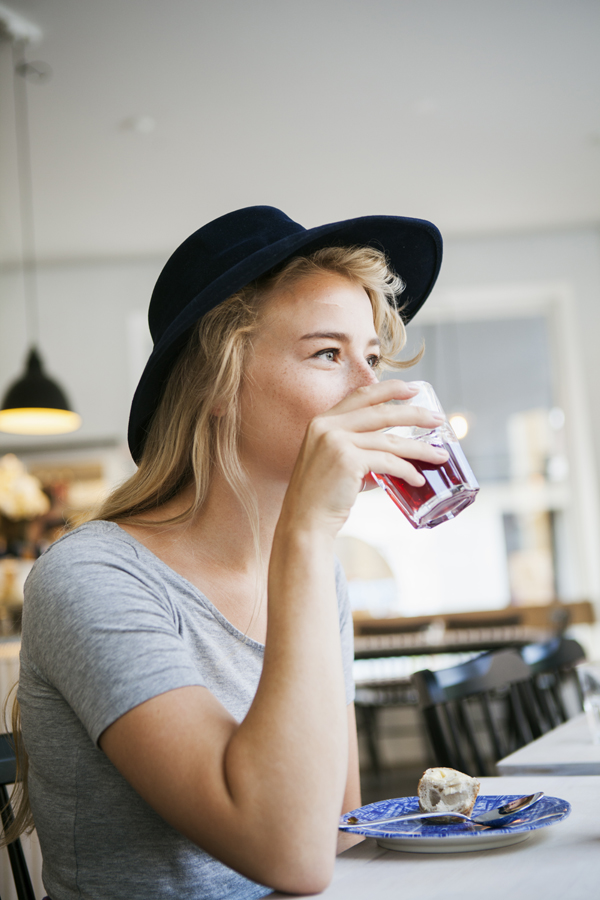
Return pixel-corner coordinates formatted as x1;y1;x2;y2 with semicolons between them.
339;794;571;853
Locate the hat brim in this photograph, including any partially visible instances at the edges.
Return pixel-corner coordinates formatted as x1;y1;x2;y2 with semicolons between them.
128;213;442;462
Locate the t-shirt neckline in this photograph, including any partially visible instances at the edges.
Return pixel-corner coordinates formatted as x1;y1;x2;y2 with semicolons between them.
89;520;266;652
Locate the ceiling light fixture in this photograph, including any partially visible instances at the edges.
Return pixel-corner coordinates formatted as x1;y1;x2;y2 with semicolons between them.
0;21;81;436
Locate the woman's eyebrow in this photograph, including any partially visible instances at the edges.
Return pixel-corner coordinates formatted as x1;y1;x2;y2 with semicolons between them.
299;331;380;347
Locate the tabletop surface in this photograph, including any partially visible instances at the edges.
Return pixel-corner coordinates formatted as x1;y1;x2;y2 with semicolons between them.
497;712;600;776
270;775;600;900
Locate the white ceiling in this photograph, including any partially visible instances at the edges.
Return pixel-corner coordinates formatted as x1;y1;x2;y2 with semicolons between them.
1;0;599;265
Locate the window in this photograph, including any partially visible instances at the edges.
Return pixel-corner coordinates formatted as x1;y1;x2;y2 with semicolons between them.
337;283;600;617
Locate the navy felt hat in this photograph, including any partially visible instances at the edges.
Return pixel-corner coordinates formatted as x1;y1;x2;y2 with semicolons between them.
128;205;443;462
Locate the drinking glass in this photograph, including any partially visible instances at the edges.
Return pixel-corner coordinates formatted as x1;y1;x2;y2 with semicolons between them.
370;381;479;529
576;663;600;744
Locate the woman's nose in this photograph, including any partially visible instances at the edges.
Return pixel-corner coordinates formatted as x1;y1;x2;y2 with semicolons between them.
351;359;379;389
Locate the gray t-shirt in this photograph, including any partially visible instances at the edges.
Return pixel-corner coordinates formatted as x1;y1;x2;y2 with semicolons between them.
18;520;355;900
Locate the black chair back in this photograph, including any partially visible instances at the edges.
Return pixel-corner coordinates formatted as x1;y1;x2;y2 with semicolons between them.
519;637;585;729
412;649;534;777
0;732;36;900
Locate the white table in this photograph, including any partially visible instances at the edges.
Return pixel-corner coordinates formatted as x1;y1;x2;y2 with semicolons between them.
271;776;600;900
497;712;600;776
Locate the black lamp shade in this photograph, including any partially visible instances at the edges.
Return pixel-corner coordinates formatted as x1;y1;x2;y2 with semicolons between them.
0;347;81;435
2;348;70;410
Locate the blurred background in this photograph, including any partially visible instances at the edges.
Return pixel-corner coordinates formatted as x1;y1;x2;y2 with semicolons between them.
1;0;600;839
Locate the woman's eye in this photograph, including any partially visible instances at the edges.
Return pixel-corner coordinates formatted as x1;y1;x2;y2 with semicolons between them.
367;355;382;368
316;348;339;362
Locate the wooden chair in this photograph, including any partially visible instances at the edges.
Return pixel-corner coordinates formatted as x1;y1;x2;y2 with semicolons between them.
411;649;535;777
519;637;585;730
0;732;36;900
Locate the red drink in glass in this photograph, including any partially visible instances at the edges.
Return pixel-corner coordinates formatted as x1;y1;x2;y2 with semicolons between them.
368;382;479;529
373;439;479;529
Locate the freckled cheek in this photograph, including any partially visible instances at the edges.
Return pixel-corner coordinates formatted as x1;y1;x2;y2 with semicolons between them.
266;383;323;439
280;373;337;423
245;378;328;451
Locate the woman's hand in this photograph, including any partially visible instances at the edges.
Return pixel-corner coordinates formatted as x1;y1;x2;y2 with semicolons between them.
279;379;449;538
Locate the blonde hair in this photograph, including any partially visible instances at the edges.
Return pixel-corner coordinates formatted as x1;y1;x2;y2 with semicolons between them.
2;245;421;846
1;685;34;847
97;244;419;527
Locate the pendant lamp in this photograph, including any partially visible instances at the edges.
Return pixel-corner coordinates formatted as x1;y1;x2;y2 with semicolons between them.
0;29;81;436
0;348;81;434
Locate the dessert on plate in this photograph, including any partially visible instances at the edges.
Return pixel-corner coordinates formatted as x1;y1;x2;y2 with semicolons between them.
418;767;480;816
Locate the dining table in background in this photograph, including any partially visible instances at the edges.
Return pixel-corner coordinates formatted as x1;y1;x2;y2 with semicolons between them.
351;600;595;653
352;624;553;660
271;775;600;900
497;711;600;777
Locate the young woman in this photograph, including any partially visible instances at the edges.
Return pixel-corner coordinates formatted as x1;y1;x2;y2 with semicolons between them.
14;206;444;899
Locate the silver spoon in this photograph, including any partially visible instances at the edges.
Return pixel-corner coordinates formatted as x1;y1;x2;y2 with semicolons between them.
340;792;544;830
